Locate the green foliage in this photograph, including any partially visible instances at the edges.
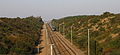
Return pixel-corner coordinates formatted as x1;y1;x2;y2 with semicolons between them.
52;12;120;55
99;27;105;31
0;47;9;54
0;16;44;54
112;28;120;34
108;37;120;48
90;40;103;55
90;17;100;23
110;49;120;55
102;12;114;17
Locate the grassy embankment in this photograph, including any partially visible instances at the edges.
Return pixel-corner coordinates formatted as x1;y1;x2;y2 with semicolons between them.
0;16;44;55
51;12;120;55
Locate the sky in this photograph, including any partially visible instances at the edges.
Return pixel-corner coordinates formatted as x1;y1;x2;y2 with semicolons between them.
0;0;120;21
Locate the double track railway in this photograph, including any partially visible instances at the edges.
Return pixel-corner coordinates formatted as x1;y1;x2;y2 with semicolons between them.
45;24;84;55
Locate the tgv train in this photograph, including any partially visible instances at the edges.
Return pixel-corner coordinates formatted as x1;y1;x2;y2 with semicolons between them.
49;23;57;31
52;26;56;31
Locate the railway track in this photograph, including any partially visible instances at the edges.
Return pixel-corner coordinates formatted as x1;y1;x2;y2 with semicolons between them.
45;24;83;55
53;32;77;55
53;32;76;55
47;27;61;55
47;24;66;55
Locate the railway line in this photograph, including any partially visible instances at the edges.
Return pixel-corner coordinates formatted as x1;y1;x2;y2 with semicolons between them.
45;24;85;55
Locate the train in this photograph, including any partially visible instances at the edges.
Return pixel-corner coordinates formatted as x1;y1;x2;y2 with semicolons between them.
52;26;56;31
49;23;57;31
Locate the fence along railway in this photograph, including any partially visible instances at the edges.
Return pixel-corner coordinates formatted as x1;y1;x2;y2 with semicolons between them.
45;23;85;55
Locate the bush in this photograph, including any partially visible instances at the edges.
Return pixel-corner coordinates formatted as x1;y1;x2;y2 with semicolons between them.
0;16;44;54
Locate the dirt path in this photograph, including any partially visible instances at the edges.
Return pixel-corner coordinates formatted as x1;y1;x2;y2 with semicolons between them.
39;24;49;55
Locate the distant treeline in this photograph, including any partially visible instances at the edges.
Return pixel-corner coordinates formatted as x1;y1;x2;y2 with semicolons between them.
51;12;120;55
0;16;44;55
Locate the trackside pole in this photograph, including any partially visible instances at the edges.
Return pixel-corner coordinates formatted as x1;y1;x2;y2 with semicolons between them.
63;22;65;35
71;25;73;45
50;44;54;55
59;24;60;33
38;45;39;53
88;29;90;55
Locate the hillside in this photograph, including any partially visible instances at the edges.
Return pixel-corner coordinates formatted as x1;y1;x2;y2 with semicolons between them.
0;16;44;54
51;12;120;55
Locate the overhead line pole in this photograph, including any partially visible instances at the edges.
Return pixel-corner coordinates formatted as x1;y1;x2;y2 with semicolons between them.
71;25;73;45
59;24;61;33
63;22;65;35
71;24;74;45
37;45;39;54
88;29;90;55
50;44;54;55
